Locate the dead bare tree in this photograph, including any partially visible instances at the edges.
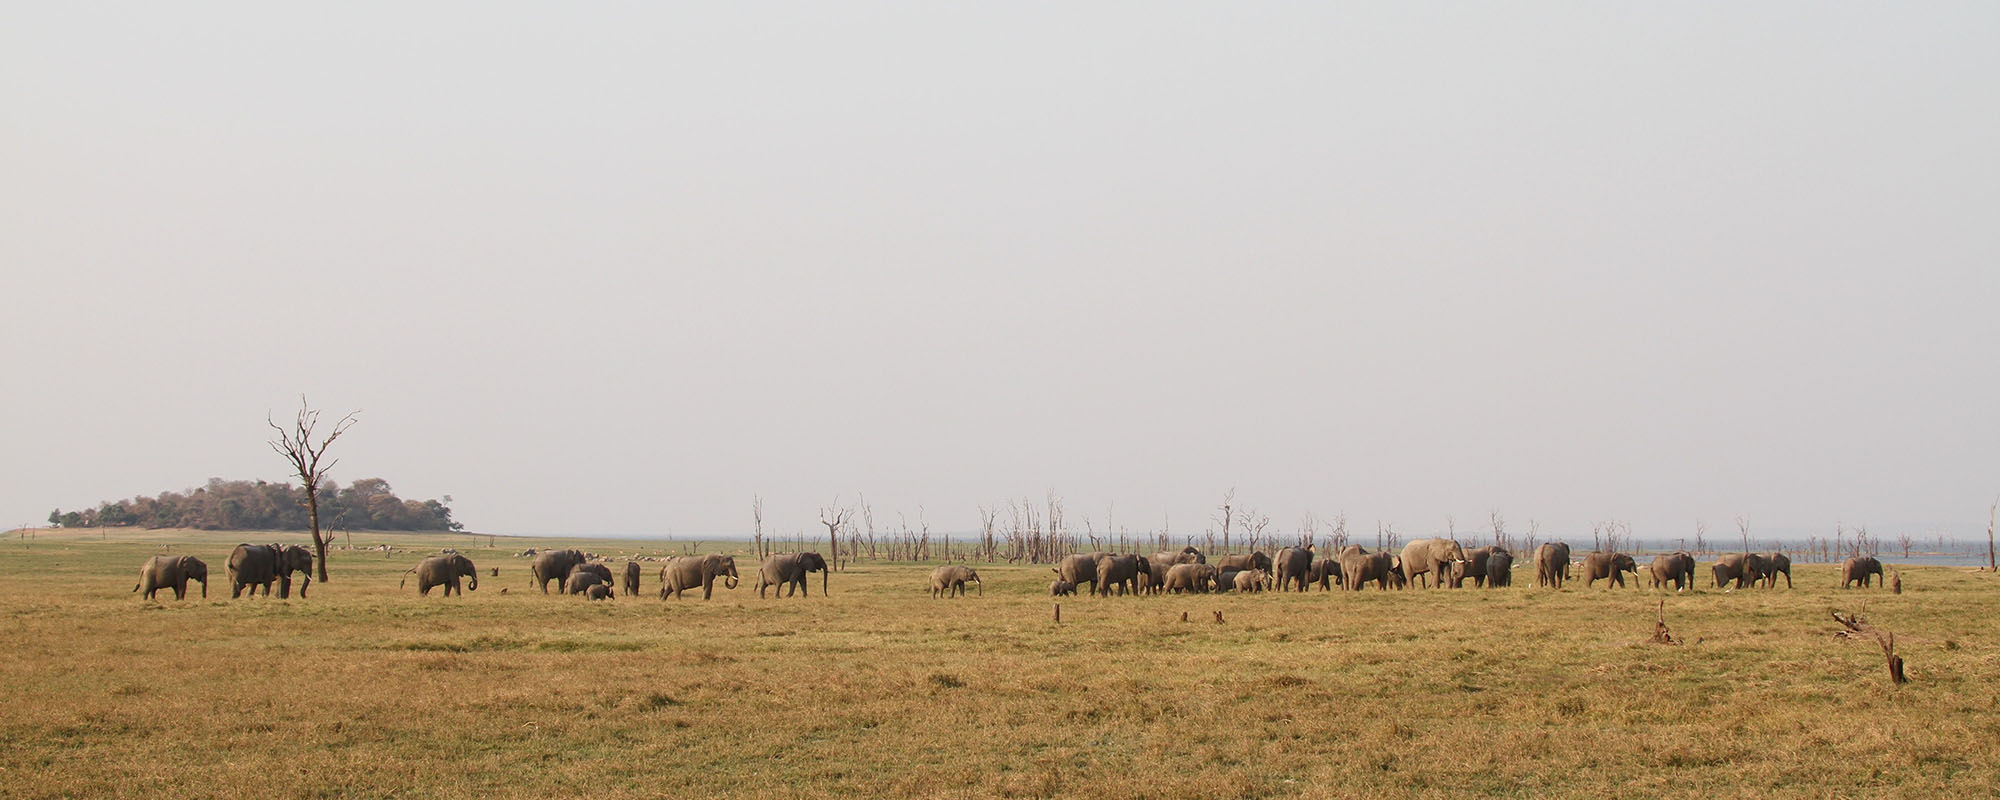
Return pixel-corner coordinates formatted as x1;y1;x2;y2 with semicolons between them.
1736;515;1751;557
1215;488;1235;554
820;500;852;571
1831;610;1908;686
267;395;357;583
1989;497;1997;572
1490;510;1506;550
1694;519;1707;556
752;495;766;559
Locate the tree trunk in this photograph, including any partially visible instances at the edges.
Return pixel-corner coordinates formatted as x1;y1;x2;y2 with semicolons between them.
307;485;328;582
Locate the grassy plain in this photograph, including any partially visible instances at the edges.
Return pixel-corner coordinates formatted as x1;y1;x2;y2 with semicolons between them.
1;528;1996;799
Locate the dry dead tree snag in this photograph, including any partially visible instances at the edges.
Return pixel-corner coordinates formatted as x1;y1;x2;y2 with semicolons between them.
267;395;357;583
1649;599;1679;645
1831;610;1909;686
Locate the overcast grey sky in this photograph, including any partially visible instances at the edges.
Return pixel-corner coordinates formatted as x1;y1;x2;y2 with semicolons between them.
5;3;1997;542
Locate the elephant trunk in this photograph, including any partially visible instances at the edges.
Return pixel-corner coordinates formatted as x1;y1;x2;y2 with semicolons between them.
468;571;478;592
199;579;206;598
822;568;828;597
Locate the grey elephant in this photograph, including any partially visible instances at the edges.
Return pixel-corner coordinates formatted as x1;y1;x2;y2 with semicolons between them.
1163;563;1217;593
1581;552;1638;588
571;563;613;584
1049;579;1076;596
1647;552;1695;592
930;565;981;598
1534;542;1572;588
1215;567;1244;592
1710;553;1769;590
659;554;740;600
1447;546;1508;588
1760;553;1792;589
623;561;641;596
134;555;207;600
1152;546;1204;567
1484;549;1513;587
1308;557;1343;590
566;570;608;595
1273;546;1315;592
1337;546;1395;591
1841;556;1884;588
757;552;829;598
228;543;313;599
1054;554;1101;596
1093;554;1150;597
1232;569;1264;593
1399;538;1469;589
530;549;587;594
585;584;614;600
1216;551;1273;576
401;554;478;596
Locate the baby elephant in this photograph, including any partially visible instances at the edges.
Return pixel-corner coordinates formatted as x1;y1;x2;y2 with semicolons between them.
930;565;981;598
1049;580;1077;596
566;571;608;595
585;584;614;601
1233;569;1263;593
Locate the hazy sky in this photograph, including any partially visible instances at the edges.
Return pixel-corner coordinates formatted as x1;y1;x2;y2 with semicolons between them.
6;3;1997;542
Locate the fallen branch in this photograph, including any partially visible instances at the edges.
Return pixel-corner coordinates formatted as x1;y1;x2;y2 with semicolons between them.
1831;610;1908;685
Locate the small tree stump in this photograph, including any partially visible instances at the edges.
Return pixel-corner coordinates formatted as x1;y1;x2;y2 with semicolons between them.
1213;610;1224;624
1891;573;1901;594
1649;599;1679;645
1053;604;1060;624
1180;611;1188;622
1832;610;1910;686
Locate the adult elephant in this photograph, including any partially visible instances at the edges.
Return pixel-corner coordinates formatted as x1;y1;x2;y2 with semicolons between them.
1447;546;1508;588
623;562;641;597
659;555;740;600
1484;550;1513;588
228;544;313;599
1054;554;1101;596
1647;552;1695;592
1273;546;1315;592
570;563;613;585
134;555;207;600
1216;551;1273;576
1339;546;1398;591
1710;553;1768;590
530;549;587;594
757;552;829;598
401;554;478;596
1841;556;1885;588
1760;553;1793;589
1399;539;1469;589
1152;546;1204;567
1581;552;1638;588
1308;557;1343;590
1094;554;1150;597
1164;563;1217;593
1534;542;1572;588
929;565;981;598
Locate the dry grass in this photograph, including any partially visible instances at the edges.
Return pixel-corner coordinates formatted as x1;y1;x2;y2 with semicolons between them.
2;529;1997;798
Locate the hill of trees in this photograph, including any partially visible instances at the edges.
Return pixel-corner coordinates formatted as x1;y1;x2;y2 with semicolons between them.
48;477;461;532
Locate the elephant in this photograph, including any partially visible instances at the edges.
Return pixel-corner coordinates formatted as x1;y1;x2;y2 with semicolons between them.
1446;546;1509;588
1399;538;1469;589
1152;547;1204;567
1338;546;1398;591
930;565;981;598
585;584;614;600
1842;556;1885;588
1647;552;1695;592
623;561;641;596
1534;542;1572;588
1215;568;1244;592
1216;551;1273;576
1054;554;1101;596
1273;546;1316;592
1710;553;1770;590
1049;580;1076;596
1163;563;1217;593
1484;550;1513;587
1232;569;1264;593
530;549;588;594
659;555;741;600
566;570;608;595
1093;554;1151;596
1308;557;1343;590
570;563;614;584
1760;553;1793;589
227;543;313;599
757;552;829;598
401;554;478;596
1581;552;1638;588
134;555;207;600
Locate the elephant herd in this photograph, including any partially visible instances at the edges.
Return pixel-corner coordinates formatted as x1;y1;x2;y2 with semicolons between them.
133;543;314;600
132;542;1900;604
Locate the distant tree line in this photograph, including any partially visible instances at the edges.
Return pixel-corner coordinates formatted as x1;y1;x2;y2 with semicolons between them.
47;477;461;532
